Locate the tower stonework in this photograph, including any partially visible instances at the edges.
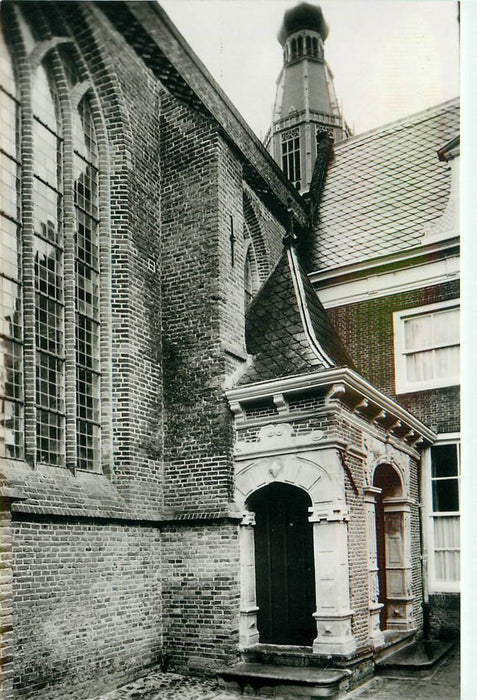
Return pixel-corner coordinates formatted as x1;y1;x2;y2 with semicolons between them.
267;3;350;193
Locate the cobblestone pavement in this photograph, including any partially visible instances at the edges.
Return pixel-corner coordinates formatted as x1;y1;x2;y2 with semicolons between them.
94;672;256;700
94;646;460;700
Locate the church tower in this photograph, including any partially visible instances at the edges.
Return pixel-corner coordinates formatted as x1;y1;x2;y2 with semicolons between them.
267;3;350;193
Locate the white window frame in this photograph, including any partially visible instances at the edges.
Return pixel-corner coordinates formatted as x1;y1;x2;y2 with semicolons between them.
393;299;460;394
422;433;460;593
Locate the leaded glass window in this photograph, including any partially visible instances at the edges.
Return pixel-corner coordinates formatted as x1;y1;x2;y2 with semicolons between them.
1;7;105;471
0;20;23;458
74;97;100;471
281;130;301;190
32;59;65;466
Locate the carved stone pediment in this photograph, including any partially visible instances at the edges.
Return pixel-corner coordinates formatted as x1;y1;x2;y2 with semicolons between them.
234;448;345;511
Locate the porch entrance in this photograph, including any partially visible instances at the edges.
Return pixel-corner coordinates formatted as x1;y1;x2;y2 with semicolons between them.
373;464;403;630
247;483;315;646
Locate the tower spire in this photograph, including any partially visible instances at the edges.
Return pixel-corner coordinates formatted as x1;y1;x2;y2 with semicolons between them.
267;2;350;194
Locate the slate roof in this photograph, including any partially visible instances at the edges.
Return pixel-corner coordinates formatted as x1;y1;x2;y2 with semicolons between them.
239;243;354;385
309;99;460;271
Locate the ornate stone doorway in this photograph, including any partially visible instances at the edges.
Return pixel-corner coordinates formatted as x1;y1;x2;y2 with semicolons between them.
235;432;357;656
247;483;315;646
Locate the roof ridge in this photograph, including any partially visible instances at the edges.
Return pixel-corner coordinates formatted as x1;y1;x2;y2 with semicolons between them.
335;97;460;152
287;246;333;368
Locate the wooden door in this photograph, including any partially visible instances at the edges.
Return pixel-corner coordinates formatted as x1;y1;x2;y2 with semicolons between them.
248;483;315;646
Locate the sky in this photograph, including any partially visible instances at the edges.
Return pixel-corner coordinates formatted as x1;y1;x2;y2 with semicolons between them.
160;0;460;140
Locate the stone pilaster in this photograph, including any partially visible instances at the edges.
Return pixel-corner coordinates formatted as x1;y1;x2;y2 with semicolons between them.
239;512;259;647
363;486;385;647
309;506;356;655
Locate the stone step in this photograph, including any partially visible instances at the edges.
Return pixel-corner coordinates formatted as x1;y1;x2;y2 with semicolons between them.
243;645;318;669
375;639;454;679
218;662;351;698
373;629;417;663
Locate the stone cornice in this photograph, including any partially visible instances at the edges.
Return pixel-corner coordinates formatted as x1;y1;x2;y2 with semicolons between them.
314;255;459;309
226;367;436;444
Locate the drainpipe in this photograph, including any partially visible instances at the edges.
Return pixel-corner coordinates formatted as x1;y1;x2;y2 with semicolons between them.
419;450;430;640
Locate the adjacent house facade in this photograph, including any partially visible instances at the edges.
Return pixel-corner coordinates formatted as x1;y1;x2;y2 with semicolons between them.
307;103;460;639
0;2;459;699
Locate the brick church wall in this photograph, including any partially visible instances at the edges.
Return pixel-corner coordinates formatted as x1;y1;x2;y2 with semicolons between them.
159;92;234;512
64;2;166;514
7;3;284;695
12;518;162;700
161;522;241;674
159;94;285;513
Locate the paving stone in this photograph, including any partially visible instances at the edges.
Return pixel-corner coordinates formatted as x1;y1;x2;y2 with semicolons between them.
92;645;459;700
344;645;460;700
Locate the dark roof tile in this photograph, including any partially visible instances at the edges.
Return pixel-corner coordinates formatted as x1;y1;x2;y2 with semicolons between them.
310;99;459;271
239;245;355;386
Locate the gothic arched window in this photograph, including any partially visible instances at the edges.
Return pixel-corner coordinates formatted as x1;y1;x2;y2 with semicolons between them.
0;19;23;459
73;95;101;470
33;57;65;465
0;5;108;472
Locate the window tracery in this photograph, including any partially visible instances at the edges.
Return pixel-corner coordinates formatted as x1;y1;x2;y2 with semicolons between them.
0;6;106;471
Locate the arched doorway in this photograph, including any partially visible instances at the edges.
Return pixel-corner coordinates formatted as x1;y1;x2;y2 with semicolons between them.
373;464;403;630
247;483;315;646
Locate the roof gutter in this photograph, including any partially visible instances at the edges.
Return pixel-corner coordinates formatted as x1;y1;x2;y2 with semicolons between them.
309;236;459;286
